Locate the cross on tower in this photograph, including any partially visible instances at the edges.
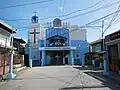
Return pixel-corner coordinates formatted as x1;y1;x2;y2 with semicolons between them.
34;11;37;16
30;28;40;43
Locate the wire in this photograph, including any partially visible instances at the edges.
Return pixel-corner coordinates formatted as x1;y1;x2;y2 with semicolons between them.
112;15;120;25
0;0;54;10
0;0;111;21
61;0;105;17
62;0;120;21
97;4;120;39
86;9;120;25
103;4;120;34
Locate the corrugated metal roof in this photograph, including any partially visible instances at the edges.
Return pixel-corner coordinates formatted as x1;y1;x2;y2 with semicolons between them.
0;19;16;33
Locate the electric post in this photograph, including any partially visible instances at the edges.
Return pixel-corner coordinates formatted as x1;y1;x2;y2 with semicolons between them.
7;29;16;79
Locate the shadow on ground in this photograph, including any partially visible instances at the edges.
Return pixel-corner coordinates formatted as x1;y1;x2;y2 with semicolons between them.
59;66;120;90
59;85;106;90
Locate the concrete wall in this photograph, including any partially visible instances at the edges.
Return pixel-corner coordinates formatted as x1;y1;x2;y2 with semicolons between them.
70;28;87;41
71;40;89;64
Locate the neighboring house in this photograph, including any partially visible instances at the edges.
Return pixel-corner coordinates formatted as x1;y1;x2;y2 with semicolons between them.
105;30;120;75
0;20;15;78
85;39;104;66
13;37;26;68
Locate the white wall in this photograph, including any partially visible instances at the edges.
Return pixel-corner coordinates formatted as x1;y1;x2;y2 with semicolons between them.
0;28;11;48
69;28;87;41
62;23;87;41
29;23;40;44
41;22;87;41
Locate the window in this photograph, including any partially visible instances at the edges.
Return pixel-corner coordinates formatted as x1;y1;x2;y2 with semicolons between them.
76;53;80;59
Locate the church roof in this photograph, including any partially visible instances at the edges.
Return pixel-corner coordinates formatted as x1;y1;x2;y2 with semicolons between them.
47;35;67;40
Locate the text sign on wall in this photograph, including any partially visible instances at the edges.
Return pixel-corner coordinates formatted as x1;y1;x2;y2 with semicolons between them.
105;30;120;42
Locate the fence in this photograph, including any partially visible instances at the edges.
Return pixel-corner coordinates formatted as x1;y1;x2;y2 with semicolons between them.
0;52;10;77
13;54;24;66
0;52;25;77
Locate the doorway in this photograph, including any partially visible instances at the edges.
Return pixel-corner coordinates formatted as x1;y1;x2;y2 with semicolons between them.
108;45;119;71
46;50;69;65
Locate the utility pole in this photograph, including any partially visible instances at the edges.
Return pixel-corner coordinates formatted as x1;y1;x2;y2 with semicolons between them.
101;20;104;51
6;30;16;79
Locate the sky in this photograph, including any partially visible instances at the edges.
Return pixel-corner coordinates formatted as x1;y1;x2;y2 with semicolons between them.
0;0;120;42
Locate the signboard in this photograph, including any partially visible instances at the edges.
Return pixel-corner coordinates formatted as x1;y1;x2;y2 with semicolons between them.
105;30;120;42
110;31;120;40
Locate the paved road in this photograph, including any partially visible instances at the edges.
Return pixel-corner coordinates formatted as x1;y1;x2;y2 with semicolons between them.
0;65;120;90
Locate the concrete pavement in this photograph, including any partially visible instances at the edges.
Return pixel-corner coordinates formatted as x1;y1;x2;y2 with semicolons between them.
0;65;120;90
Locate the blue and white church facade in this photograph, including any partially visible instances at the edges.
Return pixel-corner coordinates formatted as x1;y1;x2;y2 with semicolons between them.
25;15;89;67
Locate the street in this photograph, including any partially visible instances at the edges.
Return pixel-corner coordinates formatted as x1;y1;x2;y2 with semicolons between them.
0;66;120;90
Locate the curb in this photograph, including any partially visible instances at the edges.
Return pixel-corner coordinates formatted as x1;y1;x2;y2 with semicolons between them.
14;66;27;72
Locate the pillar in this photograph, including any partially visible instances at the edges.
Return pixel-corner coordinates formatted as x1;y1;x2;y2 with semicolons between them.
29;44;32;68
82;55;85;67
103;45;109;76
70;50;74;65
9;51;13;74
41;50;46;66
63;57;65;64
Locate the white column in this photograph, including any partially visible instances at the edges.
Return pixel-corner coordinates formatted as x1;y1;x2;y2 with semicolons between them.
63;58;65;64
41;50;45;66
70;50;74;65
29;44;32;68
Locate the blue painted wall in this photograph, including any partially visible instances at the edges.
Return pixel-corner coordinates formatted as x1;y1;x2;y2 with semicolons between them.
38;40;44;47
26;26;89;66
71;40;89;65
46;27;70;46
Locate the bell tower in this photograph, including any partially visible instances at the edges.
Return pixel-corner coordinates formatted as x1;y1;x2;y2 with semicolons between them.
29;12;40;48
31;11;39;23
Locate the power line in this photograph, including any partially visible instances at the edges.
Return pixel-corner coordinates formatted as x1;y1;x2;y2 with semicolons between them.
86;9;120;25
103;4;120;34
61;0;105;17
62;0;120;21
0;0;54;10
0;0;112;21
97;4;120;40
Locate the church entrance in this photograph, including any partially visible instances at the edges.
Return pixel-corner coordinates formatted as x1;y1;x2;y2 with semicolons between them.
46;50;69;65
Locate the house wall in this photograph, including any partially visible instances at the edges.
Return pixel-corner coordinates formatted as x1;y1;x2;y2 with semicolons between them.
0;28;11;48
92;44;102;52
0;27;11;77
